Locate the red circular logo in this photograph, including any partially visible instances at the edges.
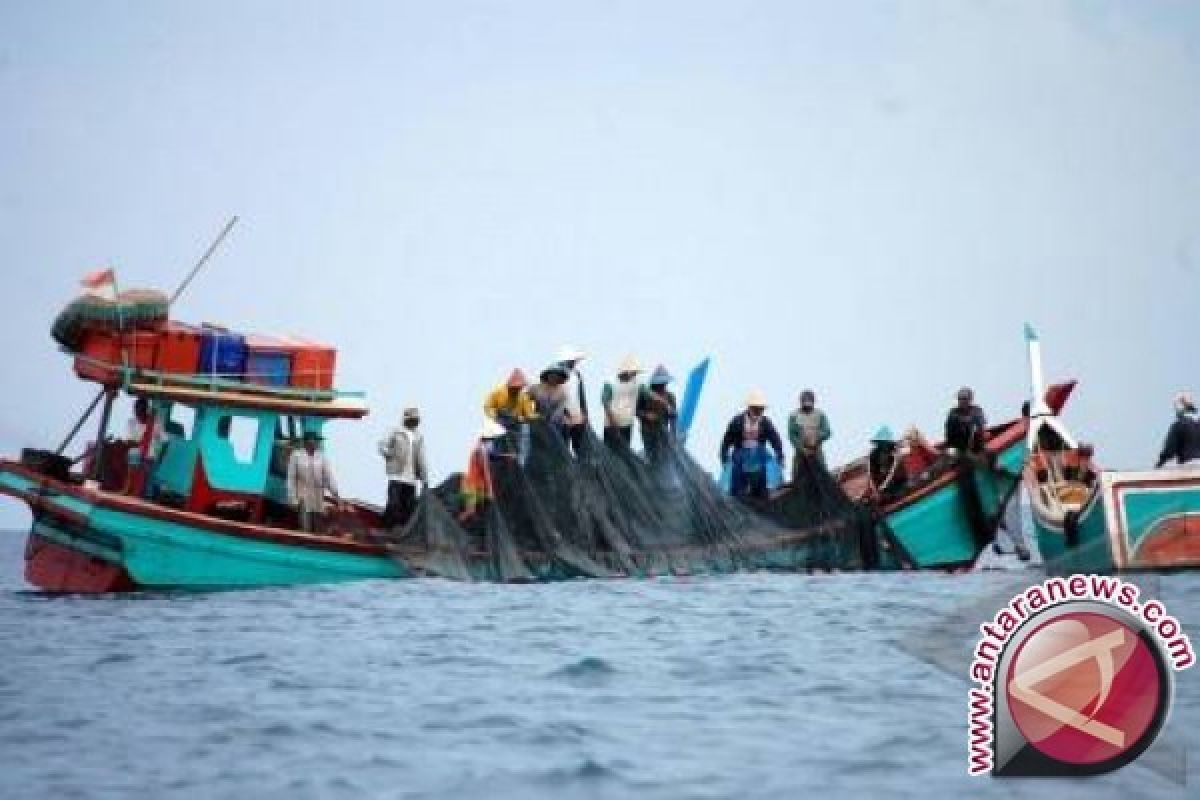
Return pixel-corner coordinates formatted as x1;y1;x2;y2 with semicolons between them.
1005;611;1164;766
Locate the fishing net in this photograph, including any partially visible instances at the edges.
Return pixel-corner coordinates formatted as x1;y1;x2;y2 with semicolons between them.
382;419;884;582
52;290;170;351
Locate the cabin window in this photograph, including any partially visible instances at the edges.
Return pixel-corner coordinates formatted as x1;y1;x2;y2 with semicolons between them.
167;404;196;440
220;415;261;465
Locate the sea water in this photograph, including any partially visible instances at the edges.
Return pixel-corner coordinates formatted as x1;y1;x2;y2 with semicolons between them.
0;533;1196;799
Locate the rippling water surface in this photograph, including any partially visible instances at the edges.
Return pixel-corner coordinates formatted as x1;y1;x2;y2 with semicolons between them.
1;533;1197;799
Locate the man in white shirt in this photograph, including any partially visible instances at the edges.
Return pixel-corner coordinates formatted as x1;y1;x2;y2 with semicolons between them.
378;407;428;529
287;431;340;533
557;345;589;456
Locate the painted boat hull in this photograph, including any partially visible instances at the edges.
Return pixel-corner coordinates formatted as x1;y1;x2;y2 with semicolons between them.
832;418;1030;570
0;464;405;591
880;434;1026;569
0;461;875;591
1032;467;1200;574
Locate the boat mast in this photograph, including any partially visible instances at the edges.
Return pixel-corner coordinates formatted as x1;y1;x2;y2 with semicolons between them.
169;216;239;307
1025;323;1051;418
1024;323;1076;450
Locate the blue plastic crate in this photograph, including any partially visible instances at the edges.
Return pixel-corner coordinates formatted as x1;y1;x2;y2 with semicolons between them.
198;326;247;380
245;337;293;387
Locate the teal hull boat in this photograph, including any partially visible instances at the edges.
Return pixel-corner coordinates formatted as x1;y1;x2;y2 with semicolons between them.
833;416;1031;570
0;461;406;591
0;458;874;591
1022;325;1200;573
1028;462;1200;574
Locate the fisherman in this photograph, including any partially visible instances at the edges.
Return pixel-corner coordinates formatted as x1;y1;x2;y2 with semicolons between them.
1062;442;1099;486
637;365;678;460
287;430;341;533
528;364;569;433
378;407;428;529
484;369;538;426
601;355;644;448
720;390;785;499
787;389;832;472
459;418;511;522
124;396;166;498
945;387;988;454
867;426;908;504
557;345;589;456
1156;392;1200;468
484;368;538;461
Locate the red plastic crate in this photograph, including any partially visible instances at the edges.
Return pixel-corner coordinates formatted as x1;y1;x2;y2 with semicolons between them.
282;336;337;390
155;321;203;376
74;330;159;385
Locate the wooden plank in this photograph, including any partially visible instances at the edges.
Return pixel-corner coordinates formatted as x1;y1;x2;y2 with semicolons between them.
126;381;369;418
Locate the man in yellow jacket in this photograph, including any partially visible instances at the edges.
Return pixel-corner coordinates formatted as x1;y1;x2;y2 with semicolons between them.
484;369;538;424
483;368;538;462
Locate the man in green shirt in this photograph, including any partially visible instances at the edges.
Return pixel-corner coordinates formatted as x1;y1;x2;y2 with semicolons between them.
787;389;832;473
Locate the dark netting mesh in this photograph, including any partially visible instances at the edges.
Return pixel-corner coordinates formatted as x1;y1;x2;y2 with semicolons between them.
381;419;884;582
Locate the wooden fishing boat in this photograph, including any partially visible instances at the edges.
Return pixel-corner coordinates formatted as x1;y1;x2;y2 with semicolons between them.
1022;327;1200;573
718;393;1073;571
833;416;1032;570
1;293;876;590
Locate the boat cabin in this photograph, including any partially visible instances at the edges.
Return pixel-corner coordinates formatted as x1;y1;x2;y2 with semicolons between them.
122;382;367;526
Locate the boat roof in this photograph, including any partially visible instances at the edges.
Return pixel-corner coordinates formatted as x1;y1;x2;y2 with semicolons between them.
127;381;369;419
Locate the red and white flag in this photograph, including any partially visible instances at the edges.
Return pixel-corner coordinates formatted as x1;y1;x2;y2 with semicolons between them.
80;267;117;296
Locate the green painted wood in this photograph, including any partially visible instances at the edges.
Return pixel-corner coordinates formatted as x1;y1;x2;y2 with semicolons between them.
1033;501;1113;574
887;440;1026;568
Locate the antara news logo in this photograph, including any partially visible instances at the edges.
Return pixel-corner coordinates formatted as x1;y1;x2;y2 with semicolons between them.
967;574;1194;777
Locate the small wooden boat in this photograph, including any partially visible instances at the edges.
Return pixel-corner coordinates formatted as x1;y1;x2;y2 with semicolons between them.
833;416;1032;570
1023;327;1200;573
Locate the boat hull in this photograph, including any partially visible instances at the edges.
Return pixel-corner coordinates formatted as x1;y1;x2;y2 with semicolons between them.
0;464;405;592
881;435;1027;569
1033;467;1200;573
1;461;873;591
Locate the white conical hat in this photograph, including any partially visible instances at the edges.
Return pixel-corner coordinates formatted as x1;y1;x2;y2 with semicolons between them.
479;418;507;439
556;344;586;363
745;389;768;408
617;354;642;374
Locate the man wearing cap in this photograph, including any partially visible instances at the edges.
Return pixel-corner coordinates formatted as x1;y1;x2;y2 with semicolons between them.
867;426;908;503
287;430;340;533
378;407;429;529
720;391;785;499
787;389;832;472
557;345;589;456
601;355;644;448
529;364;569;428
944;387;988;454
637;365;678;461
1156;392;1200;468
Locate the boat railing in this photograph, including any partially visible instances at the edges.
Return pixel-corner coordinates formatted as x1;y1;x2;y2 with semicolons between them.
71;352;366;404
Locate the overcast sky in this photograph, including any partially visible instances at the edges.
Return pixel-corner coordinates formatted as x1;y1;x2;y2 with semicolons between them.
1;1;1197;531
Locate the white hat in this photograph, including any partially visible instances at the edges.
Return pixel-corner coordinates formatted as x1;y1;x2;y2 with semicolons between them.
480;418;508;440
556;345;586;363
617;354;642;374
745;389;767;408
1177;392;1196;413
